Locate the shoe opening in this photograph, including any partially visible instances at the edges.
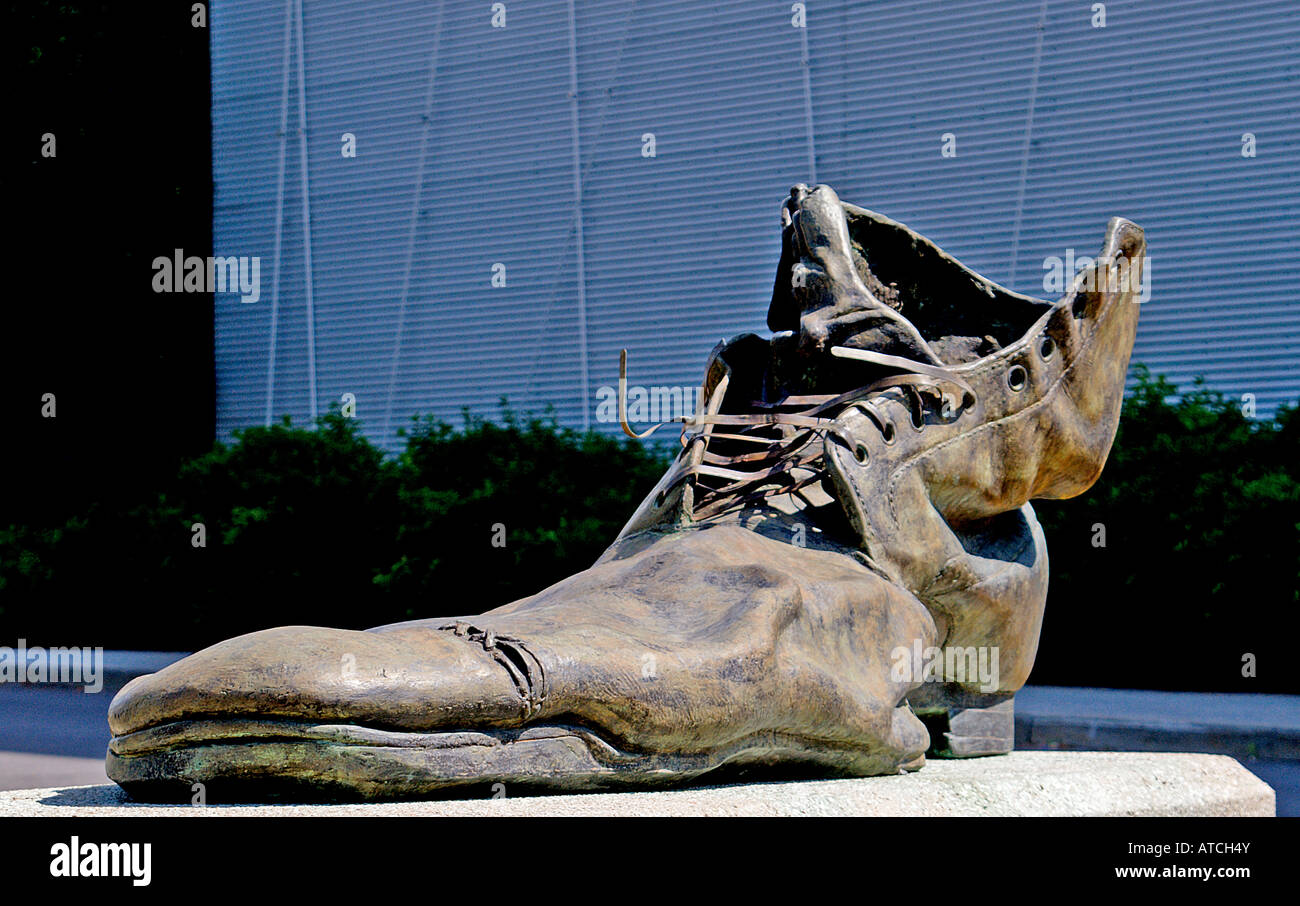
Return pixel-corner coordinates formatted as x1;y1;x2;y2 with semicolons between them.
840;205;1054;365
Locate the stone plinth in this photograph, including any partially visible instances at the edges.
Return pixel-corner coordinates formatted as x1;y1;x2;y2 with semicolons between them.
0;752;1274;817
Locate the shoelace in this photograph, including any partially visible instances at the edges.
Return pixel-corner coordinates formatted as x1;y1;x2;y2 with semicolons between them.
620;347;977;522
438;621;548;719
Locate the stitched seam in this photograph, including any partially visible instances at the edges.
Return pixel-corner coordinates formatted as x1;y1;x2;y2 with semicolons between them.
918;555;965;597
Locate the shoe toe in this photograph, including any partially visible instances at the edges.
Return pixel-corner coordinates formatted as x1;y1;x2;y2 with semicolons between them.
107;624;525;738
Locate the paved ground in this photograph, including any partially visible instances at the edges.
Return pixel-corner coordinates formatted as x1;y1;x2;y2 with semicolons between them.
0;753;1275;817
1016;686;1300;736
0;751;106;791
0;682;127;759
1013;685;1300;816
0;650;185;760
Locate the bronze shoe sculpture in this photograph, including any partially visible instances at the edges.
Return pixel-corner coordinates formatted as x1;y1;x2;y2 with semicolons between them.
107;184;1144;799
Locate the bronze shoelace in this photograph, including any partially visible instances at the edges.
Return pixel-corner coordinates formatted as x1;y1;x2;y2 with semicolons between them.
438;621;548;719
620;347;976;523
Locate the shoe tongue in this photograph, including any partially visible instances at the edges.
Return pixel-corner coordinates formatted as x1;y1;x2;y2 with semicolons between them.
764;327;929;404
828;312;938;362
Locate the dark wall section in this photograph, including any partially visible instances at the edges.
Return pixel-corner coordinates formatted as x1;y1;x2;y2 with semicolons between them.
3;1;214;528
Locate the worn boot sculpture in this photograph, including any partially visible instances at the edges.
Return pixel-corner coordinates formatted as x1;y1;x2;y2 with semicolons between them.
107;184;1144;799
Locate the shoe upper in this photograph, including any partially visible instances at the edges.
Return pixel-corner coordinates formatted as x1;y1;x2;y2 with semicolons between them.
608;185;1144;692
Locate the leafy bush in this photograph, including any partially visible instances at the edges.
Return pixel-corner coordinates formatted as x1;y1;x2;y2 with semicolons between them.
1031;366;1299;691
0;407;668;652
377;409;675;613
0;372;1296;692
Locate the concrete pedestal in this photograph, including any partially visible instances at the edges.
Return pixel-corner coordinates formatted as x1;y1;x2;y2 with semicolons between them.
0;751;1274;817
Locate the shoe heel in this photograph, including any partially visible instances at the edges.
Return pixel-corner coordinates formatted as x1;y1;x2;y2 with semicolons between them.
909;686;1014;758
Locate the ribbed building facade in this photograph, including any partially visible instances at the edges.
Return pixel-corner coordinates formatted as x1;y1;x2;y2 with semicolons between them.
211;0;1300;449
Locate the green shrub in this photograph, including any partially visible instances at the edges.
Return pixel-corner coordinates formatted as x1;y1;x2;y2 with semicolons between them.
377;408;672;615
0;372;1295;692
0;406;668;651
1031;366;1299;691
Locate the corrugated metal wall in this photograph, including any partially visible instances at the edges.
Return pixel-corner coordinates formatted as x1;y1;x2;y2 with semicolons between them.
211;0;1300;449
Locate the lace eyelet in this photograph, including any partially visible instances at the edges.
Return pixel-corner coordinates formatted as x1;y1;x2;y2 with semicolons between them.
1039;336;1056;359
1007;365;1028;392
853;444;869;464
881;421;896;444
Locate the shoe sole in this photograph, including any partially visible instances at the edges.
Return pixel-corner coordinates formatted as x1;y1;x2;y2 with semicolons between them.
107;718;923;801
